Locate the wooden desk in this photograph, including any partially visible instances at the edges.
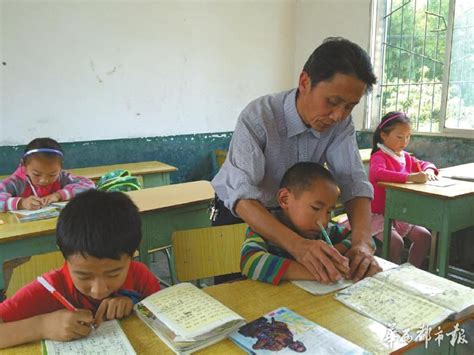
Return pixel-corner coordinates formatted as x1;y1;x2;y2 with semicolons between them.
0;181;214;291
0;161;177;188
4;280;473;354
380;163;474;278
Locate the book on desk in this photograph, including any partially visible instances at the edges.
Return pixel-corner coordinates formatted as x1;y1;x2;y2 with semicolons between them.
134;282;245;354
8;202;67;223
229;307;368;354
9;206;60;223
335;263;474;335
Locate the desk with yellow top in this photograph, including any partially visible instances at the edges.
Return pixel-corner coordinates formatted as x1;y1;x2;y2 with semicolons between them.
380;163;474;284
0;181;214;292
3;279;473;354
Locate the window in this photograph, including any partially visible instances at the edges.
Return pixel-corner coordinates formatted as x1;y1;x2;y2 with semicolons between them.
368;0;474;134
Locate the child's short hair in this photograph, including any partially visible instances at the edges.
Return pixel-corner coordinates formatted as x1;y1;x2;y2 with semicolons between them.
57;189;141;260
23;137;64;165
280;162;338;197
372;111;411;155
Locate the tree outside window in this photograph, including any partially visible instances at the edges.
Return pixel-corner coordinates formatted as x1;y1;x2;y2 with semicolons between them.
369;0;474;133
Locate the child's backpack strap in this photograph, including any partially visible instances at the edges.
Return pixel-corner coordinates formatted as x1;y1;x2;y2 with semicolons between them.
96;169;142;192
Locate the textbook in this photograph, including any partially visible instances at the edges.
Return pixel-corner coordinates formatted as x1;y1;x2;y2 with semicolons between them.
42;320;136;354
335;263;474;335
228;307;369;354
134;282;246;354
9;206;60;223
292;256;398;295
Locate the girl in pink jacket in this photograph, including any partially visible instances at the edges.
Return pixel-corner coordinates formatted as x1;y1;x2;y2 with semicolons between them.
0;138;95;212
369;112;438;267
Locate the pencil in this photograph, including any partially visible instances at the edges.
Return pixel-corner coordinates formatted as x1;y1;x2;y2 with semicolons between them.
26;176;39;197
317;222;333;246
37;276;77;311
415;157;422;172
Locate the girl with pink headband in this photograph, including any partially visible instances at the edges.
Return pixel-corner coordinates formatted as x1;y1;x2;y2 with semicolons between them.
0;137;95;212
369;111;438;267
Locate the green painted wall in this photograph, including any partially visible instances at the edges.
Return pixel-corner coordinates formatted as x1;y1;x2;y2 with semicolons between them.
0;133;232;183
0;131;472;182
356;131;473;168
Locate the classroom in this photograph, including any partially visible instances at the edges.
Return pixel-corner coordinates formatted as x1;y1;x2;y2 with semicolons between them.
0;0;473;354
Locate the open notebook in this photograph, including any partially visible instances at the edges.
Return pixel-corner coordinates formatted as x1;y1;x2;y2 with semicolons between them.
292;256;398;295
42;320;135;354
134;282;245;354
335;263;474;335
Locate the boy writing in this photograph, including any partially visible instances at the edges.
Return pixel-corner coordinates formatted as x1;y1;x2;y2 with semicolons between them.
0;189;161;348
241;162;374;284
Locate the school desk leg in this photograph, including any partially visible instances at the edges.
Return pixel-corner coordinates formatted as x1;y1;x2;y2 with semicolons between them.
436;218;450;278
382;216;392;260
428;231;438;273
139;237;150;267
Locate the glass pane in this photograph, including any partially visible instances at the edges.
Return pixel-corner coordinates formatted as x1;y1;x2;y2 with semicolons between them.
379;0;449;133
445;0;474;130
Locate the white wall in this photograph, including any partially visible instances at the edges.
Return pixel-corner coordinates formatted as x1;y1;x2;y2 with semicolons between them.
1;0;371;146
293;0;373;129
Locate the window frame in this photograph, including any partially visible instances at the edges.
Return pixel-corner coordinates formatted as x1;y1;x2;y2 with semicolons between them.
366;0;474;138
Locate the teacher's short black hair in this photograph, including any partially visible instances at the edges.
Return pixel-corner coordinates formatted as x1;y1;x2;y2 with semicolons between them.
303;37;377;91
57;189;141;260
280;162;338;197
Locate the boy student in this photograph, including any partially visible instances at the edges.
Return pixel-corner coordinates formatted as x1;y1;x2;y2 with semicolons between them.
241;162;375;285
0;190;161;349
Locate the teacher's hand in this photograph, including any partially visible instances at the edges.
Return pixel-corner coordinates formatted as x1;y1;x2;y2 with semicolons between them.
293;239;350;283
345;243;381;282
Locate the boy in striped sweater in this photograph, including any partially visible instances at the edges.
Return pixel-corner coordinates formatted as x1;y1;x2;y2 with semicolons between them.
241;162;369;285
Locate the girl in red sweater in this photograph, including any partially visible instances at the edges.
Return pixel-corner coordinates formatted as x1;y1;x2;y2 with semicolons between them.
369;112;438;267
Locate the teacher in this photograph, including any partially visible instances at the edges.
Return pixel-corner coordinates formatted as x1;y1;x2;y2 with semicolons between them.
212;37;381;283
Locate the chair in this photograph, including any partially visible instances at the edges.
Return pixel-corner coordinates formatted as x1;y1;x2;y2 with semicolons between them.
172;223;247;284
211;149;227;176
6;252;65;298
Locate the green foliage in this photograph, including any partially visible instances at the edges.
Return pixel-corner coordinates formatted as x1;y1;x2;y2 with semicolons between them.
380;0;474;131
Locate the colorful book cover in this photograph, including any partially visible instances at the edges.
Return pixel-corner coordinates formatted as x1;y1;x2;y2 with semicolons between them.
228;307;369;355
10;206;60;223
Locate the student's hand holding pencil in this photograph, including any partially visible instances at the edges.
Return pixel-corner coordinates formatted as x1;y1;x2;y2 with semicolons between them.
18;196;43;210
408;172;428;183
40;308;94;341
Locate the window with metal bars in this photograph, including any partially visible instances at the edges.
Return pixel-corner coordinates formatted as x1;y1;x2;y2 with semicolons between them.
368;0;474;134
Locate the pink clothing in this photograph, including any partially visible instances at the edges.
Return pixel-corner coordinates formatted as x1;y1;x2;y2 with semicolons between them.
370;213;414;238
0;164;95;211
369;150;438;214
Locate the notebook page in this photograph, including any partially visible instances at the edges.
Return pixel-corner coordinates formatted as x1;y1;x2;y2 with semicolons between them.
425;179;457;187
292;279;353;295
43;320;135;354
336;277;453;334
141;282;243;340
374;263;474;314
291;256;397;295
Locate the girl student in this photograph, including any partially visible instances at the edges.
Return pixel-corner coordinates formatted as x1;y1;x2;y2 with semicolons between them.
0;137;95;212
369;111;438;267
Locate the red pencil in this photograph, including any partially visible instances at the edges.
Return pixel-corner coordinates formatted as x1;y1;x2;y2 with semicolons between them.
37;276;77;311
